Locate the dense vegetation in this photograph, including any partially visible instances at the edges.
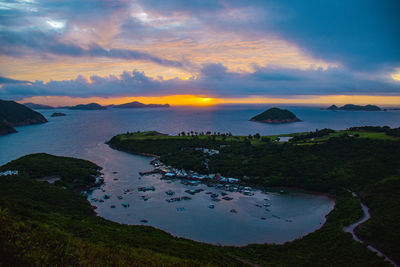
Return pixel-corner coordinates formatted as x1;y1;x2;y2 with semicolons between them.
108;128;400;265
250;107;301;122
348;126;400;137
0;153;101;191
290;128;335;142
0;99;47;126
0;153;392;266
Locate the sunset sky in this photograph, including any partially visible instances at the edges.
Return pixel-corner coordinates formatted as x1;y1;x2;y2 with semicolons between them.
0;0;399;106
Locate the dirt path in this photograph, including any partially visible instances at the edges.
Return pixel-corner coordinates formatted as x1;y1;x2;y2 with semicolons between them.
343;194;398;267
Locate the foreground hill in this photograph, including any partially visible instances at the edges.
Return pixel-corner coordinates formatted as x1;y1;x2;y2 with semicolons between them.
1;150;393;266
250;107;301;123
112;101;170;108
327;104;381;111
0;99;47;135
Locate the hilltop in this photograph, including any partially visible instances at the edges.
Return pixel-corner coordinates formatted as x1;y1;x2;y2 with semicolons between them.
112;101;170;108
250;107;301;123
0;99;47;135
67;103;107;110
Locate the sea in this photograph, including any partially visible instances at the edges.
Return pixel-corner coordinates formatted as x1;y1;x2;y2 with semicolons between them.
1;105;399;245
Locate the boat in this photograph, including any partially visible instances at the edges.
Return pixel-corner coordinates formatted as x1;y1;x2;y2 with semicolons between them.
141;195;151;201
230;209;237;213
138;186;155;192
165;190;175;196
208;204;215;209
140;219;148;223
121;203;129;208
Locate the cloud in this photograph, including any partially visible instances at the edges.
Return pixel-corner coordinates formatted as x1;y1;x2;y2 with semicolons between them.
1;64;399;100
135;0;400;72
0;76;32;85
0;30;184;67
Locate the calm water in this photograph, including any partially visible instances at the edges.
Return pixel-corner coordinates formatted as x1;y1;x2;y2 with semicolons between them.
1;105;399;245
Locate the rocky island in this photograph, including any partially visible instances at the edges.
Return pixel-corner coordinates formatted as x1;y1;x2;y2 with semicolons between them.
250;107;301;123
0;99;48;135
327;104;381;111
51;112;66;117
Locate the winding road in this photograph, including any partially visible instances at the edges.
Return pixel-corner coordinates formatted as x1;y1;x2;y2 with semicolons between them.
343;193;398;267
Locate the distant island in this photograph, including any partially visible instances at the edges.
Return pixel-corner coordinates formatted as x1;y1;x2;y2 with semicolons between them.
250;107;301;123
51;112;66;117
111;101;170;108
23;102;54;110
0;99;47;135
327;104;381;111
21;100;171;110
67;103;107;110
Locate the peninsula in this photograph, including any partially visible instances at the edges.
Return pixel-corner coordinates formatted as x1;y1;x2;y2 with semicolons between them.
0;99;48;135
250;107;301;123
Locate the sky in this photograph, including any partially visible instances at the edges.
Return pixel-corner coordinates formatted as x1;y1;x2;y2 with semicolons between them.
0;0;399;106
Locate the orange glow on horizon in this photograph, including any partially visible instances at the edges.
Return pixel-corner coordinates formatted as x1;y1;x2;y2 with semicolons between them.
19;94;400;107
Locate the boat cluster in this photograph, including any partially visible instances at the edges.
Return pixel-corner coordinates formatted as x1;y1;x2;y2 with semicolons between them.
141;159;255;194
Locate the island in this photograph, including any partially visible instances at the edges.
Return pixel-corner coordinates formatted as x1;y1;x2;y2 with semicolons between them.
0;99;48;135
250;107;301;123
1;128;400;266
111;101;170;108
66;103;107;110
23;102;55;109
327;104;381;111
51;112;66;117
